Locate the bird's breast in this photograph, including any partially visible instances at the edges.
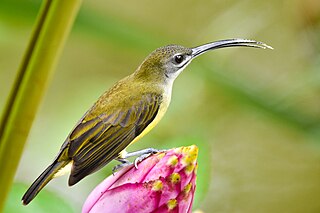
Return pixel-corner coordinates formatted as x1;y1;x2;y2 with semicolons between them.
129;90;171;146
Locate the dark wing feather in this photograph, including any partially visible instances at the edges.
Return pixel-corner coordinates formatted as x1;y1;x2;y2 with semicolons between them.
67;93;162;185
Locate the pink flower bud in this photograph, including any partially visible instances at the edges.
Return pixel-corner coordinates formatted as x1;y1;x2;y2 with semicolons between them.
82;145;198;213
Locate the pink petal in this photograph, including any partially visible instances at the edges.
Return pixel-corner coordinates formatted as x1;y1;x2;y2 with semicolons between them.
82;166;132;213
176;173;196;213
89;182;161;213
157;175;180;207
83;154;161;213
143;154;176;182
111;153;161;189
152;205;178;213
82;145;198;213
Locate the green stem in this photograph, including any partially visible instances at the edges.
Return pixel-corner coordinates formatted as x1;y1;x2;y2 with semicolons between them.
0;0;82;210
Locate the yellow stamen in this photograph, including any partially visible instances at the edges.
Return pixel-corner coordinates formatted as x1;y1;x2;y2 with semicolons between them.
181;145;198;166
152;180;163;191
183;183;192;194
167;199;177;210
185;163;195;175
157;152;166;160
170;173;181;184
167;155;178;167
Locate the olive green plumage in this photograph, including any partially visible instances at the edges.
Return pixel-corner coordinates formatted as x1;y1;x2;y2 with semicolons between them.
22;39;271;205
22;71;166;205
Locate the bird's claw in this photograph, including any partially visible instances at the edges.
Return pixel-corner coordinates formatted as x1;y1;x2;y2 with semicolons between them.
133;149;165;169
133;153;152;169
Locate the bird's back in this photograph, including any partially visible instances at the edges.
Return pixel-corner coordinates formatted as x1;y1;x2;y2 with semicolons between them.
56;74;169;185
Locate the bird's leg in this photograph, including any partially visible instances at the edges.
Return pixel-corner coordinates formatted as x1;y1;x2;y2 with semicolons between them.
112;158;132;174
113;148;164;173
123;148;165;169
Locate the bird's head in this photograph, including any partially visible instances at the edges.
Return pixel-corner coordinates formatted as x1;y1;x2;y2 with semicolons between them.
135;39;272;83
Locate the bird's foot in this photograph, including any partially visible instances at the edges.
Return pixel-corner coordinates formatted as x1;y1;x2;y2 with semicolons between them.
113;148;164;173
112;158;132;175
130;148;165;169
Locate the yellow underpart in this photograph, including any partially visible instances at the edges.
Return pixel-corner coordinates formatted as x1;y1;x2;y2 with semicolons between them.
152;180;163;191
118;150;127;158
129;99;169;146
53;161;72;178
118;101;169;158
167;199;177;210
170;173;181;184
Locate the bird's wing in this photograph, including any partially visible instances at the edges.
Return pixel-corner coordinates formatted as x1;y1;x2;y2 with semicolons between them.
66;93;162;185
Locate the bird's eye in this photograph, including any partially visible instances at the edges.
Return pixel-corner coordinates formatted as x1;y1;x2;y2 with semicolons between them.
174;55;183;64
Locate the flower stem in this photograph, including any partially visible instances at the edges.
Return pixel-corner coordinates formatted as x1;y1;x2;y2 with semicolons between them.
0;0;82;210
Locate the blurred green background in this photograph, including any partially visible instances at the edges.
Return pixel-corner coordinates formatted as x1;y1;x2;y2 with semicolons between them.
1;0;320;212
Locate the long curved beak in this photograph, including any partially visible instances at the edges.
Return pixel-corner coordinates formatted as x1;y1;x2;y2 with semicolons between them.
191;39;273;58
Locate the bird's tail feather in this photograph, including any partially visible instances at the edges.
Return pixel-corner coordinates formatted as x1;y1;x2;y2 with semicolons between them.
22;160;69;205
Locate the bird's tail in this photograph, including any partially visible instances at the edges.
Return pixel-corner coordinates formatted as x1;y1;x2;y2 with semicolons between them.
22;160;69;205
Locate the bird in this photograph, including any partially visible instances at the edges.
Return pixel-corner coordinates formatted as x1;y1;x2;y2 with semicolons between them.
22;38;272;205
